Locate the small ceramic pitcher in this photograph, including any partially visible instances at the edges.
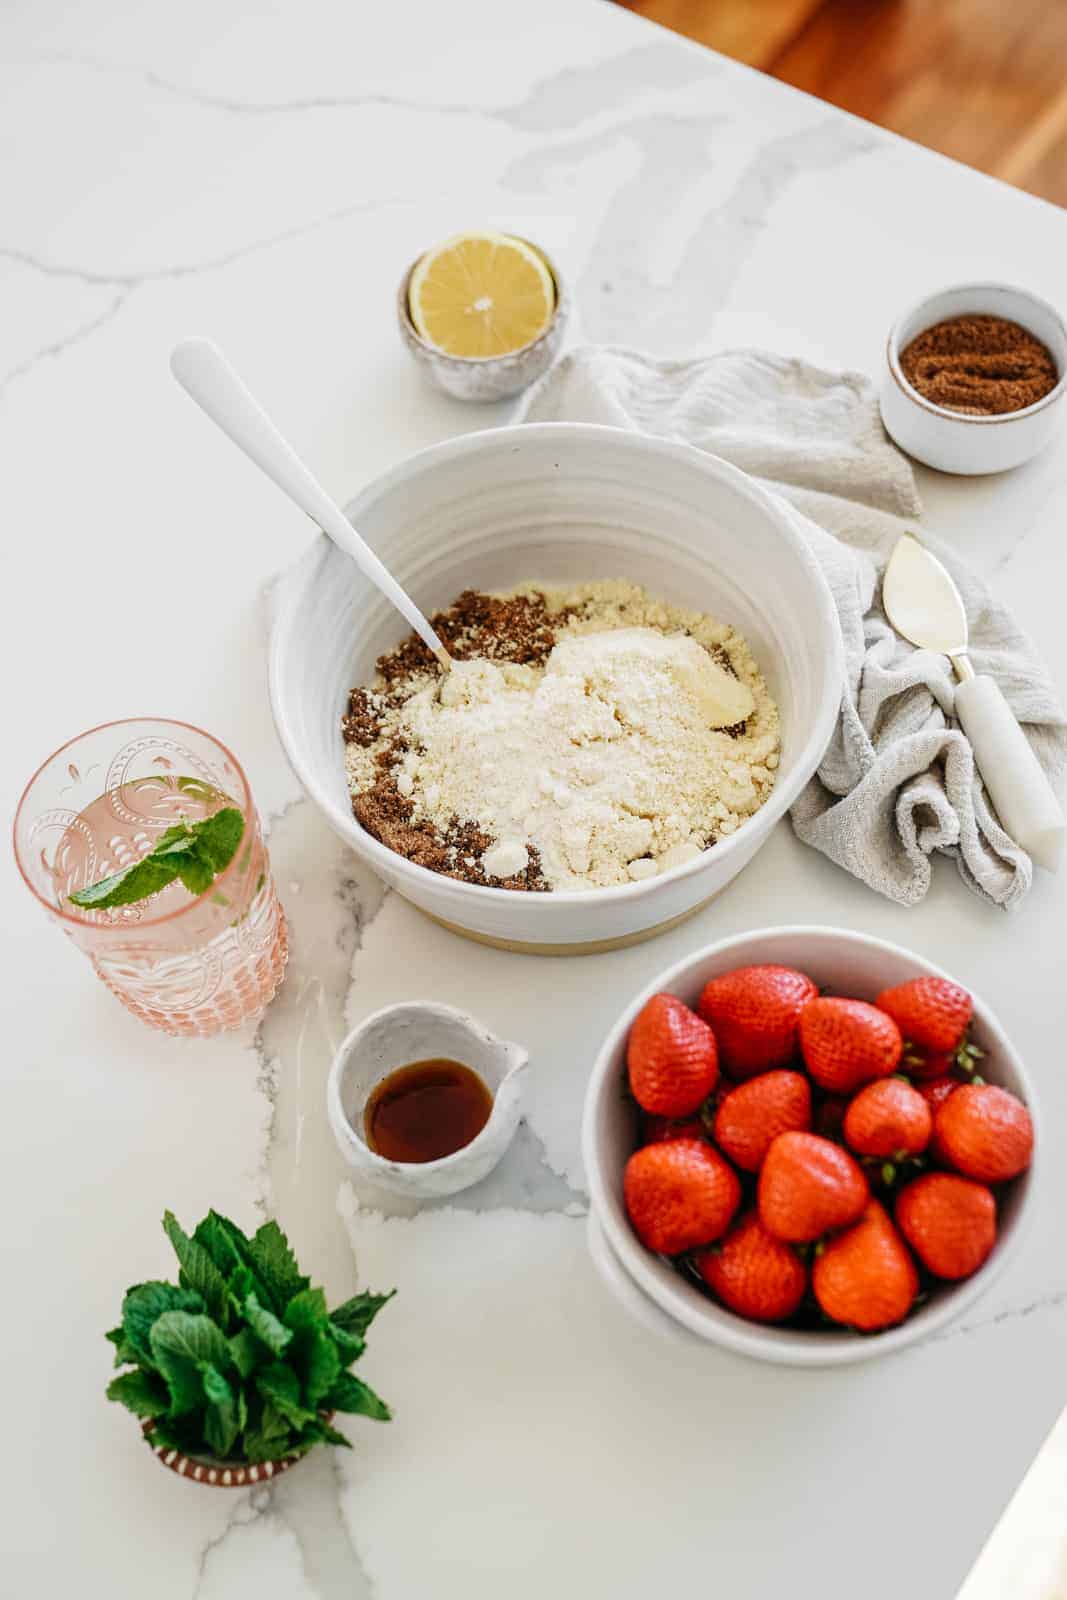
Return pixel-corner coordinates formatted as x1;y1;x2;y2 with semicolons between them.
327;1002;529;1199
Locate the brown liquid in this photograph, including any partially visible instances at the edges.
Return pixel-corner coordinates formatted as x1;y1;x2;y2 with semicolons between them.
363;1059;493;1163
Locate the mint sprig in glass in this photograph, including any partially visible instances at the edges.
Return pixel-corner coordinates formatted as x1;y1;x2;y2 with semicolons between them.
14;719;288;1035
69;801;245;910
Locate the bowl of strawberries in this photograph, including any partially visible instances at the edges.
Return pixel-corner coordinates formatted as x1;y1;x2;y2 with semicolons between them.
582;926;1037;1365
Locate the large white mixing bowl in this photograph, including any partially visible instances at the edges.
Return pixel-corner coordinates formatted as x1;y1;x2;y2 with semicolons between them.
269;423;842;951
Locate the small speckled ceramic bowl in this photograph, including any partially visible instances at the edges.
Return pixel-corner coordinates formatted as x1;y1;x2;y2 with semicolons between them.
397;239;569;402
328;1002;528;1198
881;282;1067;474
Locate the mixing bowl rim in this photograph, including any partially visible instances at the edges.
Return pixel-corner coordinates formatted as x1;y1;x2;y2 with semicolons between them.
269;421;843;907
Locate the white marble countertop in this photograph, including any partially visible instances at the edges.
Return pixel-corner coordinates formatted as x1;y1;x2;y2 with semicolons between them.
4;3;1067;1596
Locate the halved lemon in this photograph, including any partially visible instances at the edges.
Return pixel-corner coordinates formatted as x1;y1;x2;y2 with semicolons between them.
408;231;556;360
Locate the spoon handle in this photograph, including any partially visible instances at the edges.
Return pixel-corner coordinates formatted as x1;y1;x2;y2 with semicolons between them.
170;338;450;668
954;673;1065;872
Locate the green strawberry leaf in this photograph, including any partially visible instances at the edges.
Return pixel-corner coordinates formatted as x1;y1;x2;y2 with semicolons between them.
201;1364;239;1458
325;1371;392;1422
328;1289;395;1337
243;1292;293;1357
121;1282;205;1371
106;1368;170;1419
163;1212;230;1323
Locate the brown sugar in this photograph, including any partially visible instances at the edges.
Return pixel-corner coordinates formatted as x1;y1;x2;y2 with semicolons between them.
376;588;570;686
352;770;550;891
351;735;550;891
341;688;388;748
900;314;1058;416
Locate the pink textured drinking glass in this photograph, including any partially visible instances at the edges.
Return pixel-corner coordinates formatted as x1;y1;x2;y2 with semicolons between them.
13;718;288;1036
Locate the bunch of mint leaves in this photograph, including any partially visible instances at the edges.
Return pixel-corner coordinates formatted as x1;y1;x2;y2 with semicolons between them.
106;1210;394;1463
70;800;244;911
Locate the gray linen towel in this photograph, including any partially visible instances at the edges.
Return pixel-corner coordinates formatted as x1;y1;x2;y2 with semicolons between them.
522;346;1067;910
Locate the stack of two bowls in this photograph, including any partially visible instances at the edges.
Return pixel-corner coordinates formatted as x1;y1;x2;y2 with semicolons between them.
581;926;1037;1367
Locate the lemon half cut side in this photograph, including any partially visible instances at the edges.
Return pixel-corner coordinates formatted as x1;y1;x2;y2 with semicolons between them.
408;231;557;360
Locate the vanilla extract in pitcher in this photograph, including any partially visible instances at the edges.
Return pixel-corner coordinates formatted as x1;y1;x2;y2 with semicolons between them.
363;1059;493;1163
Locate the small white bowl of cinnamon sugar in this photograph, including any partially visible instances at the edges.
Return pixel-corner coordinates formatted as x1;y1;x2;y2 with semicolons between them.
881;282;1067;474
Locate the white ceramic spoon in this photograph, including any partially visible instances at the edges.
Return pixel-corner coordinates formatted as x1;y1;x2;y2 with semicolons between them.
170;338;452;671
883;534;1064;872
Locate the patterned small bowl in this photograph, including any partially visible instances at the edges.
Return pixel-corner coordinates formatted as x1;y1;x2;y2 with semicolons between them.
143;1416;332;1487
396;239;569;402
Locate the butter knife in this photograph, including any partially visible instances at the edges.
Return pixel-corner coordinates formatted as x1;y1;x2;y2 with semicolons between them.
883;534;1064;872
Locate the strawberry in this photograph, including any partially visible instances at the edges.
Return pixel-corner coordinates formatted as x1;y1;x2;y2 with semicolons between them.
696;965;817;1079
915;1076;962;1117
758;1131;869;1243
627;994;719;1118
813;1095;850;1144
876;976;973;1057
713;1070;812;1173
641;1114;707;1146
895;1173;996;1280
932;1084;1034;1182
798;997;903;1092
812;1200;918;1331
624;1138;741;1255
694;1211;807;1323
843;1078;932;1159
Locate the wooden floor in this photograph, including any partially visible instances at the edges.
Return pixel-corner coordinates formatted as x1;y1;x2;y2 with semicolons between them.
615;0;1067;208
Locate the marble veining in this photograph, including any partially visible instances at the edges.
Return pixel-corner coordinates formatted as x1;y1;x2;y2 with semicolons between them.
15;39;719;128
5;1;1067;1596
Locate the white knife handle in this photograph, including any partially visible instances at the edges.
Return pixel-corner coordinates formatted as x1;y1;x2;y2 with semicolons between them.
954;675;1065;872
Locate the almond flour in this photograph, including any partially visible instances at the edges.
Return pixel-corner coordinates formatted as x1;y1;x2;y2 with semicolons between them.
343;580;781;892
